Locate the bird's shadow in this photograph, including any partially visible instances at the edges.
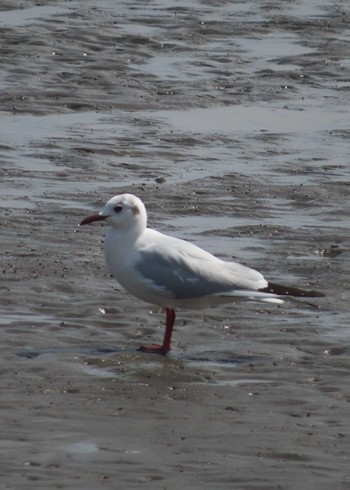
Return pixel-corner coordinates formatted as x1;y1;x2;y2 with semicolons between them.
15;345;251;365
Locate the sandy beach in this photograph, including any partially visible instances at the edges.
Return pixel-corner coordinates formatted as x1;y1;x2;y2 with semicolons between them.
1;1;350;488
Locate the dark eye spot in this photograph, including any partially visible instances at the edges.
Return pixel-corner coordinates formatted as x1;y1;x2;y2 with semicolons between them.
114;205;123;213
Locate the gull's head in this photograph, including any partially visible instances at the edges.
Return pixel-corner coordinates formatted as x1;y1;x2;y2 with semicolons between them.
80;193;147;232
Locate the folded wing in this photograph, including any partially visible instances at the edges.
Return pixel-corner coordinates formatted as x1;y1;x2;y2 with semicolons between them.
134;232;267;300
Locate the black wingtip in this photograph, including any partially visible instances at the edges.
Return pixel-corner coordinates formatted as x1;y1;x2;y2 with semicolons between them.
260;282;325;298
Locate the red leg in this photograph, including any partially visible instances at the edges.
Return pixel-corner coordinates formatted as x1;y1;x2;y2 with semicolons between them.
163;307;175;353
138;307;176;355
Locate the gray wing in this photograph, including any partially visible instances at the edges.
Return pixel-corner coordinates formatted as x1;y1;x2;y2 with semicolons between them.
134;239;266;300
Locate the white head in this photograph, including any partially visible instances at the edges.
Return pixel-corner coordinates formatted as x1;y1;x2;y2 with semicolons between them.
80;193;147;234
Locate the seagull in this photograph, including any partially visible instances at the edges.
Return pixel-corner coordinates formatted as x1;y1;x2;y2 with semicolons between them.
80;193;324;355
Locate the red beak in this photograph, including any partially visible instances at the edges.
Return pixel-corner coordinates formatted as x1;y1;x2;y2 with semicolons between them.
79;214;107;226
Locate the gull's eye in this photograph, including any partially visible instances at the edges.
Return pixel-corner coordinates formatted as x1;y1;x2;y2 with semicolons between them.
113;205;123;213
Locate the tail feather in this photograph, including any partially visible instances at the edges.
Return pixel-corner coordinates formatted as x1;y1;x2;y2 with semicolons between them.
259;282;325;298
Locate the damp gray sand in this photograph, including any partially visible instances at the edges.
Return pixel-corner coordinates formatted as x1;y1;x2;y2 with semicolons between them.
1;0;350;488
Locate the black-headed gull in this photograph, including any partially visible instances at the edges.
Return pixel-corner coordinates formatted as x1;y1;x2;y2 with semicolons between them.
80;193;324;355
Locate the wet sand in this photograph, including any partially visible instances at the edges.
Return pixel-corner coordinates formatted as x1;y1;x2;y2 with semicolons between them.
1;1;350;488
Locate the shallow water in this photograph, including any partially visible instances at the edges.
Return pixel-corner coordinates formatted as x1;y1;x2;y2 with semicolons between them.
1;0;350;488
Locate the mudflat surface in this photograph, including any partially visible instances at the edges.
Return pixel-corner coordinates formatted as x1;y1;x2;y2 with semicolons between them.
1;1;350;489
